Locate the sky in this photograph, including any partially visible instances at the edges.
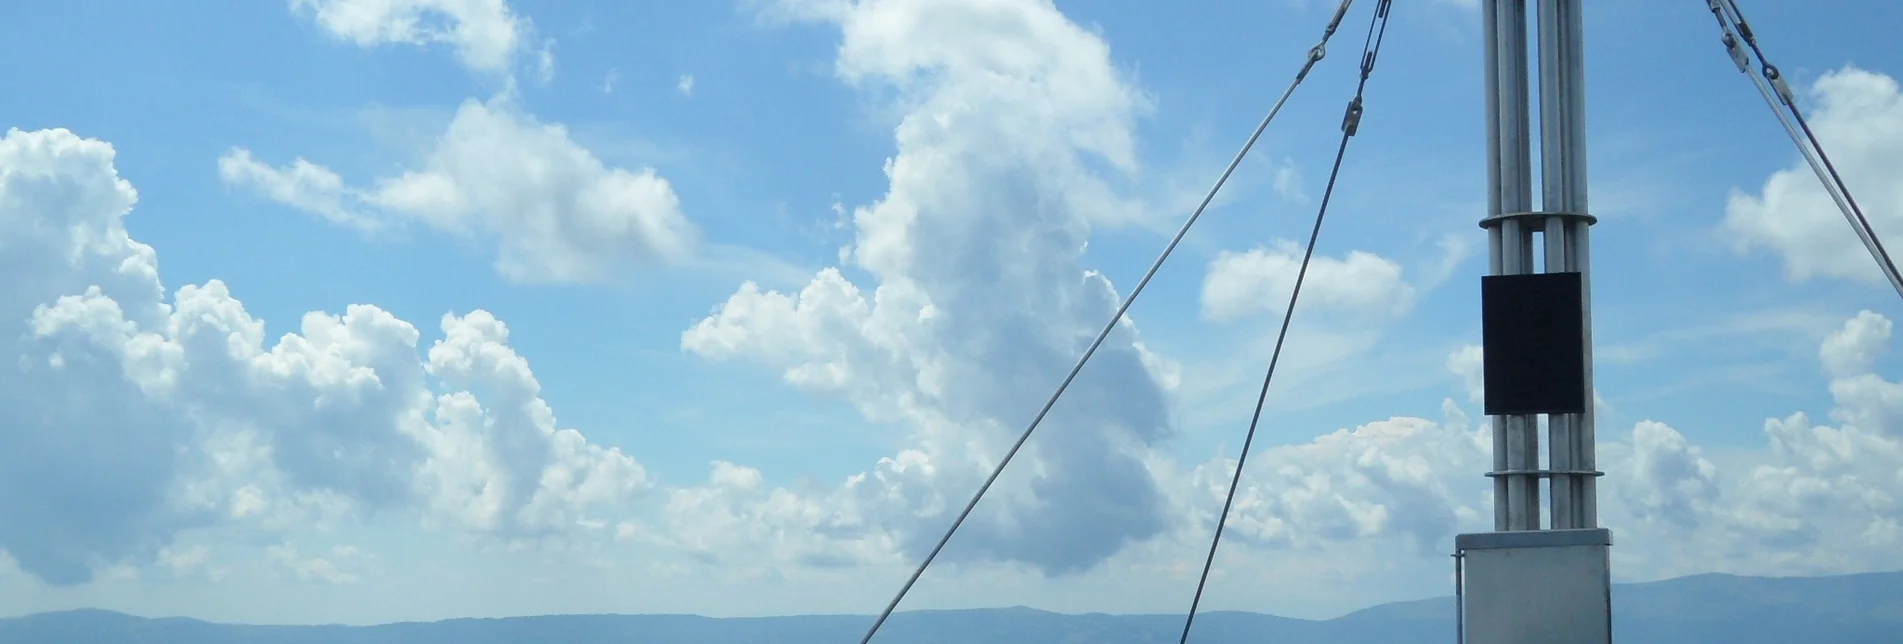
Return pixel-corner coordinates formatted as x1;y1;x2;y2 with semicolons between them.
2;0;1902;627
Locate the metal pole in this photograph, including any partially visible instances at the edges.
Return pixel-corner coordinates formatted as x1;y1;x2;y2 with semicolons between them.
1482;0;1509;532
1484;0;1539;532
1537;0;1596;531
1455;553;1467;643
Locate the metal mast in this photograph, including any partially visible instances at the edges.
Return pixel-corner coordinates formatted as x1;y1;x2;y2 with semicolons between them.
1455;0;1612;641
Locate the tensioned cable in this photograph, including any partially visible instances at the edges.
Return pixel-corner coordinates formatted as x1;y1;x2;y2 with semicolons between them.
853;2;1364;642
1716;0;1902;297
1175;1;1394;642
1701;0;1903;301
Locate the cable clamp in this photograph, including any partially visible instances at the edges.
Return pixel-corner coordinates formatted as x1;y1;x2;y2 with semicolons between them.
1763;64;1795;105
1722;33;1750;73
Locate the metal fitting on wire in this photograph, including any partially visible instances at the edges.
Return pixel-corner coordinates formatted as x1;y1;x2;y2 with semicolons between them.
1322;0;1352;39
1763;65;1795;105
1723;33;1749;72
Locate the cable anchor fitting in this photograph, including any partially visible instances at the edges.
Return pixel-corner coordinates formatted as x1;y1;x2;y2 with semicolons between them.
1342;97;1364;136
1722;33;1749;73
1762;64;1795;106
1321;0;1352;39
1297;44;1327;81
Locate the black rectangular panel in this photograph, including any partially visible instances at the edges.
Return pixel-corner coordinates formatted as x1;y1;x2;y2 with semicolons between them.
1481;272;1587;416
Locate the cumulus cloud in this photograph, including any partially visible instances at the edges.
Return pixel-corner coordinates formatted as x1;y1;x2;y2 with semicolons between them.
654;461;902;568
220;98;697;283
1621;420;1719;530
1182;399;1491;554
217;148;379;232
1271;158;1305;203
676;0;1170;576
291;0;532;74
1447;344;1484;406
155;545;229;582
1200;242;1417;323
1726;312;1903;560
268;543;370;585
0;127;647;585
1725;65;1903;285
1575;310;1903;578
1184;307;1903;580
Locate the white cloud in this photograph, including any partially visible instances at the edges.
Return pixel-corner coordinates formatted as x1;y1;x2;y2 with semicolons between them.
1422;233;1473;289
657;461;903;568
367;98;698;282
1725;65;1903;285
677;0;1170;576
0;127;648;586
1821;310;1891;377
1183;307;1903;582
1200;242;1417;323
1271;158;1305;203
1621;420;1719;530
1182;399;1492;554
155;545;229;582
291;0;531;74
1448;343;1484;406
267;543;366;585
1595;310;1903;578
222;98;698;284
534;39;555;83
677;74;695;97
217;148;380;232
602;68;618;94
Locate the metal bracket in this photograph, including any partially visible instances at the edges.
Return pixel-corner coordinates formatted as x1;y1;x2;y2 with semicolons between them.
1484;468;1605;479
1477;210;1597;230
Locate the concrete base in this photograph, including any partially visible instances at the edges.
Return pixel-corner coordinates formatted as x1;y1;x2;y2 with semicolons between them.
1456;529;1612;644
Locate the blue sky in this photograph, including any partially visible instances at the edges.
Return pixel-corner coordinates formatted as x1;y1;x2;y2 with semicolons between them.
2;0;1903;627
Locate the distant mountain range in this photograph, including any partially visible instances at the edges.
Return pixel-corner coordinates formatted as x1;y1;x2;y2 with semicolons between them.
4;571;1900;643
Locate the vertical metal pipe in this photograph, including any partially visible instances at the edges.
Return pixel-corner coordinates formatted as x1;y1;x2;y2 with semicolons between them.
1544;229;1574;530
1577;230;1598;528
1525;415;1542;529
1538;0;1574;531
1486;227;1509;532
1538;0;1595;530
1486;0;1533;218
1483;0;1508;532
1455;553;1466;644
1483;0;1506;219
1491;418;1509;531
1488;0;1539;532
1500;217;1530;531
1566;0;1599;530
1504;1;1534;215
1507;0;1537;533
